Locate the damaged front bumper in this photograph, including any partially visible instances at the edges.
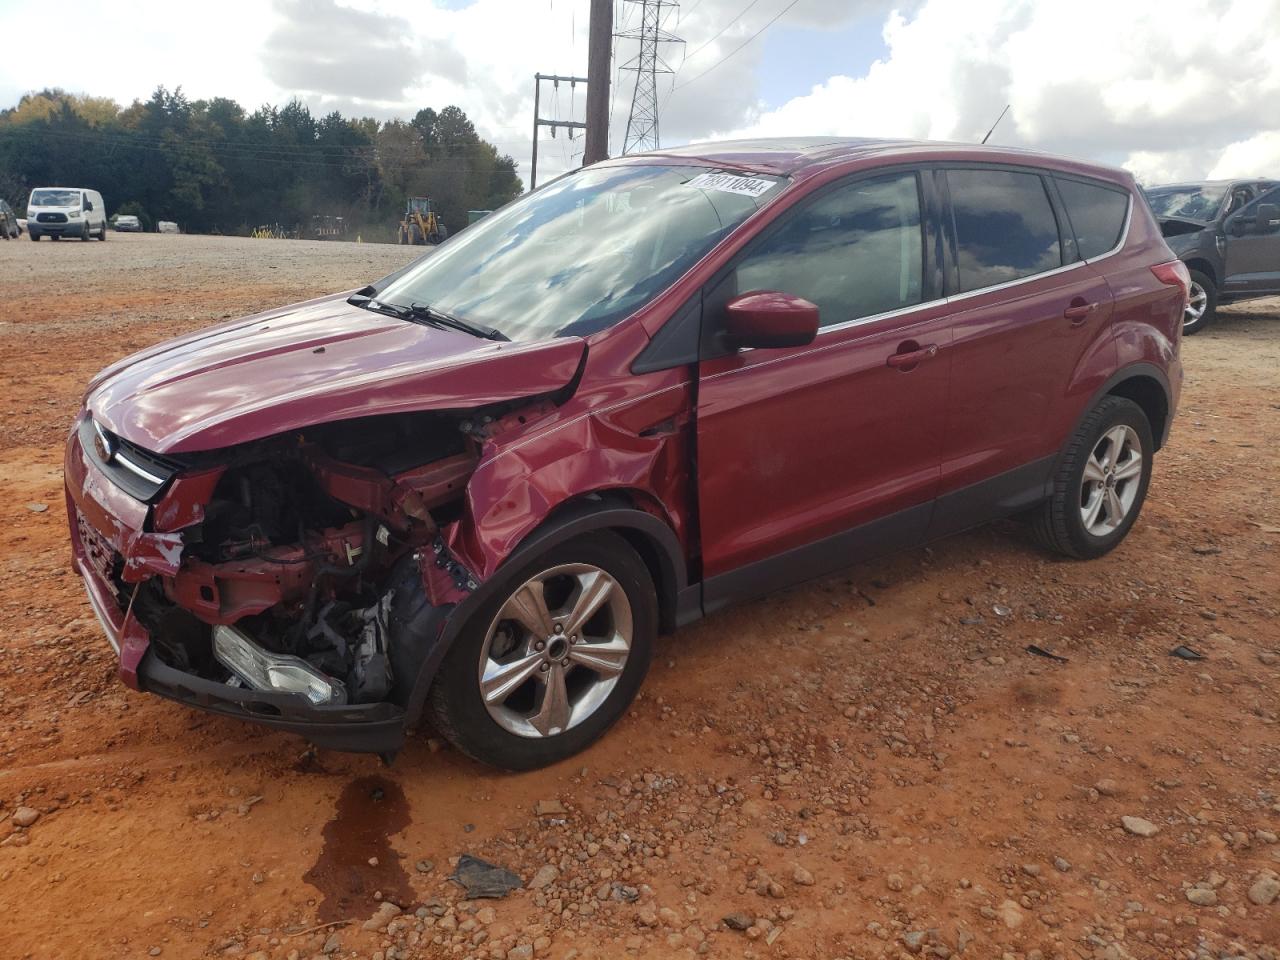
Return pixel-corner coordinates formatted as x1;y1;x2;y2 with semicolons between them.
65;421;411;754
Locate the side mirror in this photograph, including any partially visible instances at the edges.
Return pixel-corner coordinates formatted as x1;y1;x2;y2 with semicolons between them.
85;201;94;211
724;291;819;350
1256;202;1279;233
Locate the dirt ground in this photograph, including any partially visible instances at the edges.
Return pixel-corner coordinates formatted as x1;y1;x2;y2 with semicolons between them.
0;233;1277;960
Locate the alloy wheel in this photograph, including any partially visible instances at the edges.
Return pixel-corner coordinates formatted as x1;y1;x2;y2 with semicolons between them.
478;563;632;739
1079;424;1143;536
1184;281;1207;328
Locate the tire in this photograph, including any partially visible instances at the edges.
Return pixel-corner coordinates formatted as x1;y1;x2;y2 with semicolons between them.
30;231;40;241
98;220;107;241
427;531;656;770
1033;396;1154;560
80;222;90;241
1183;269;1217;335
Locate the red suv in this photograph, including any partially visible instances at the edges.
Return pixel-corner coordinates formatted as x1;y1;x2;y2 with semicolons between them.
65;139;1187;769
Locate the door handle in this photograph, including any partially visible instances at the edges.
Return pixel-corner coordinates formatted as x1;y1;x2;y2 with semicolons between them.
886;343;938;369
1064;300;1097;324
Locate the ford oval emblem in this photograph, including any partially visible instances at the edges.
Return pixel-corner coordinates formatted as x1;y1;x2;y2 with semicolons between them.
92;421;117;464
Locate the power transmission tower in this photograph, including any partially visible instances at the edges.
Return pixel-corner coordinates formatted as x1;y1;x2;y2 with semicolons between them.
617;0;683;155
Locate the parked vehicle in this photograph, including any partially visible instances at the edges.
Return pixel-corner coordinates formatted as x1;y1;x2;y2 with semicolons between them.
65;139;1186;769
27;187;108;241
1145;179;1280;334
113;214;143;233
0;200;21;238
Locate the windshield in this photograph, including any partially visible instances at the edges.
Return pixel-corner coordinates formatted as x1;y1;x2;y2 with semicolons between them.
30;189;83;208
378;164;786;342
1144;184;1226;220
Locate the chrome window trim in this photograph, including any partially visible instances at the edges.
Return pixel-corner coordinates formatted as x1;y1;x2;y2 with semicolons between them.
945;259;1089;305
730;190;1134;357
734;176;1134;348
813;297;948;337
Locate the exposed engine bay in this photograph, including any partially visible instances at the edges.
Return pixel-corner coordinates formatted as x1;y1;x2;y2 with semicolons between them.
120;400;549;707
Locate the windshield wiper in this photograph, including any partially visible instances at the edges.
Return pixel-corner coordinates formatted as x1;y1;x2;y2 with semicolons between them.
347;293;508;341
407;302;509;341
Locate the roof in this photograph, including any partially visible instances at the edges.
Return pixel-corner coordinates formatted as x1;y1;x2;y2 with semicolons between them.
1146;179;1274;189
608;137;1130;184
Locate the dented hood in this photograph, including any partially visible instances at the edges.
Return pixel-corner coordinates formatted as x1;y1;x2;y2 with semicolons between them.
86;294;586;454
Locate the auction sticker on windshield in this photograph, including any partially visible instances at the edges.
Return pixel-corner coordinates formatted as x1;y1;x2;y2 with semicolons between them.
685;172;777;198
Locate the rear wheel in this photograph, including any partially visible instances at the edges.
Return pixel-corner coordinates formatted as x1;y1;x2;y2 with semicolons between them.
1183;270;1217;335
427;531;656;770
1034;396;1153;559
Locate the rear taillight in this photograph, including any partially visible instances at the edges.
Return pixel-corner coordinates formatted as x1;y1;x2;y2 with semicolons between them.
1151;259;1191;299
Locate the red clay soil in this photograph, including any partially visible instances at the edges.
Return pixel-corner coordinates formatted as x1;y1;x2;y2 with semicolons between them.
0;234;1277;960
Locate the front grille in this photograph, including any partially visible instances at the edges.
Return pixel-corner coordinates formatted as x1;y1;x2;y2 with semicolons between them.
36;212;68;223
79;416;184;502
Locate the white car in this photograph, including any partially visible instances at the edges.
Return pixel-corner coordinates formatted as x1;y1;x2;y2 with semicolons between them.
27;187;108;241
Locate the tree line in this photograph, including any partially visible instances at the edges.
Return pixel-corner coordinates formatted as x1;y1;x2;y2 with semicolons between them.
0;87;523;241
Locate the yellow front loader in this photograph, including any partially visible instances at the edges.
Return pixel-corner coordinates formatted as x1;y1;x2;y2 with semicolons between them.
397;197;448;245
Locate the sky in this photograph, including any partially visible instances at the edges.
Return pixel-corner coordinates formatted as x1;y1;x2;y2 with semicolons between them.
2;0;1279;188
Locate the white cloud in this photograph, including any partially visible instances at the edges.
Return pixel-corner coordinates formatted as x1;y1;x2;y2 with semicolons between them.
1208;131;1280;179
3;0;1277;190
712;0;1280;185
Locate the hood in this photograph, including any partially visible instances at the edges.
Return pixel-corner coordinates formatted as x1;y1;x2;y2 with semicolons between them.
1158;215;1210;241
87;293;586;454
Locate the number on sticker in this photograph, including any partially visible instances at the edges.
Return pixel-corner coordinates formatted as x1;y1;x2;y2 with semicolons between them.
685;173;776;198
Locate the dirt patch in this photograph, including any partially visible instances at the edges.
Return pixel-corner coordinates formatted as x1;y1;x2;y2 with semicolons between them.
0;234;1278;960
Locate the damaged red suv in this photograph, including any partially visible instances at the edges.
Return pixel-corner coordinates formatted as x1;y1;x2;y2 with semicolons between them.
66;139;1186;769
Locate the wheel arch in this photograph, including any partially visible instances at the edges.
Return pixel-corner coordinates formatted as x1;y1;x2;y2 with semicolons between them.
401;493;692;727
1105;372;1170;450
1183;257;1217;287
1070;363;1172;455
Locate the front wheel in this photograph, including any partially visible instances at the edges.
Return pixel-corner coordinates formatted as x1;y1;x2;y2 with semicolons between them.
1183;270;1217;335
98;221;107;240
1033;396;1153;559
427;531;656;770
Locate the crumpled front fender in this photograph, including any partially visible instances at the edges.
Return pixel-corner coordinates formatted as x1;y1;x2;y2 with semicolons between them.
446;380;692;580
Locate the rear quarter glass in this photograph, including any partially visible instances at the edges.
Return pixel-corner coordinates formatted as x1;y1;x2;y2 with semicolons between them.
1056;177;1130;259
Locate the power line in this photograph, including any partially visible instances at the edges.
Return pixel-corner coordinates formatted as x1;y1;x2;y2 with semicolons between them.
671;0;801;94
682;0;762;64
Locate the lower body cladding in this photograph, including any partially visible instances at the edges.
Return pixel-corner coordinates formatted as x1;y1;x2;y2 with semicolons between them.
64;407;506;756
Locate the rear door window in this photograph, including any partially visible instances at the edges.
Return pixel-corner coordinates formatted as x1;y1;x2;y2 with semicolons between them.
1056;177;1130;259
733;171;924;328
946;169;1062;292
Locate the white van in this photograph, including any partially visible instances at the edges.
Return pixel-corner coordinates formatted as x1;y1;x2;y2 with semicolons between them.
27;187;108;241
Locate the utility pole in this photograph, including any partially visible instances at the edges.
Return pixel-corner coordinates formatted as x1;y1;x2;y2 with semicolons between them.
583;0;613;165
530;73;587;190
618;0;682;155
